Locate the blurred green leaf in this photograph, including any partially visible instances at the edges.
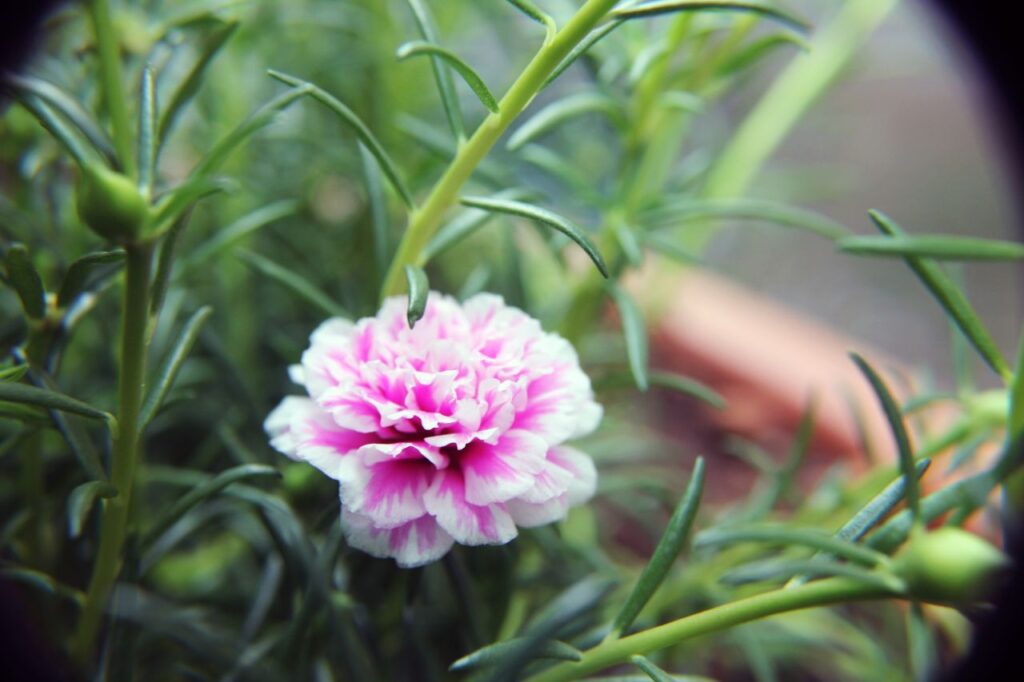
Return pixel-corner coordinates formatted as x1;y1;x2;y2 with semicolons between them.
721;558;902;590
850;353;920;523
404;265;429;328
630;655;675;682
403;0;465;139
838;234;1024;261
608;283;649;392
267;71;414;208
460;196;609;277
611;457;706;638
138;65;157;198
423;188;535;261
695;525;887;566
544;20;621;88
645;198;846;239
0;566;85;607
178;200;298;276
1010;332;1024;439
613;223;644;267
451;638;581;671
67;480;118;538
13;94;92;167
508;91;622;151
397;41;499;114
640;232;703;265
611;1;810;34
907;603;937;682
141;464;281;550
4;244;46;319
158;21;239;146
360;144;391;281
140;306;214;427
0;364;29;383
238;250;349;318
837;460;931;545
505;0;557;39
0;382;112;425
56;249;124;308
868;210;1011;380
716;32;809;77
149;176;235;236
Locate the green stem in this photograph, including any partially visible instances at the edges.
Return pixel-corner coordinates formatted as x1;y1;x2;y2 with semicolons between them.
88;0;135;178
380;0;620;299
72;243;153;664
526;577;902;682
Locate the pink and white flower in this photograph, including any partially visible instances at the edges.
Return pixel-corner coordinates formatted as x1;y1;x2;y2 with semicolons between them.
265;292;601;567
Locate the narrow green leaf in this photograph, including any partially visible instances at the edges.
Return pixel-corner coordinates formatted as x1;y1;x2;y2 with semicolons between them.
158;21;239;146
177;200;298;276
544;19;622;88
505;0;557;40
611;457;706;637
403;0;465;140
67;480;117;538
630;655;676;682
695;525;888;566
507;91;621;151
141;464;281;549
403;265;429;328
837;459;931;544
0;365;30;383
0;401;47;423
4;245;46;319
907;603;938;682
267;71;414;208
0;567;85;607
608;284;649;392
397;41;499;114
14;94;91;167
459;195;608;277
614;224;644;267
149;210;191;317
611;1;810;34
137;65;157;198
649;372;726;408
716;32;809;77
148;176;235;235
423;188;535;261
640;232;703;265
191;85;312;178
1011;330;1024;439
645;198;846;240
5;74;116;163
0;382;112;425
56;249;124;308
359;144;390;280
838;234;1024;261
850;352;919;522
868;210;1011;380
238;250;348;318
450;638;581;671
721;558;903;591
140;306;214;426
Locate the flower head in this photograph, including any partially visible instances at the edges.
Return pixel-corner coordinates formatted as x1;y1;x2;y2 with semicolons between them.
265;292;601;567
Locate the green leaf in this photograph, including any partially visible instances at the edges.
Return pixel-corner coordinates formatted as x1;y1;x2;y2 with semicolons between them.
450;638;581;671
397;41;499;114
850;353;920;523
13;94;92;167
868;210;1011;380
423;188;535;261
141;464;281;549
630;655;676;682
148;176;235;236
544;19;621;88
140;306;214;427
648;372;726;408
403;0;465;140
56;249;124;308
838;234;1024;261
1011;331;1024;439
158;21;239;146
505;0;557;40
137;65;157;198
611;1;810;34
177;200;298;276
191;85;312;178
614;224;644;267
907;603;938;682
640;232;703;265
721;558;902;591
360;144;391;280
695;525;888;566
149;211;192;318
267;70;414;208
645;198;846;240
5;74;115;163
608;284;649;392
238;250;349;318
4;244;46;319
0;567;85;607
610;457;706;637
0;364;29;383
67;480;117;538
837;460;931;544
716;32;809;77
403;265;429;328
0;381;112;425
507;91;621;151
459;196;608;277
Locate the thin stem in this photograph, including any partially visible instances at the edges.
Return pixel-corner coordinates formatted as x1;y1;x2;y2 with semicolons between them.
380;0;620;299
526;577;902;682
72;243;153;664
88;0;135;178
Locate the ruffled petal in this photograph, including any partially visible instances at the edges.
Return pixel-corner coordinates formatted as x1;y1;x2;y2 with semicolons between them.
341;509;454;568
424;469;517;545
460;429;547;506
337;455;435;528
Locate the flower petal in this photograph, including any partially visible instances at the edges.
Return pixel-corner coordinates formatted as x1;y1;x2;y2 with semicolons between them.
506;495;569;527
424;469;517;545
337;455;435;528
264;396;373;478
341;508;454;567
548;446;597;506
460;429;547;506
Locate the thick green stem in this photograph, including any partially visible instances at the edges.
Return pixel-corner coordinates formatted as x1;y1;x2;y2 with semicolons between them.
88;0;135;178
380;0;620;299
72;243;152;664
526;577;901;682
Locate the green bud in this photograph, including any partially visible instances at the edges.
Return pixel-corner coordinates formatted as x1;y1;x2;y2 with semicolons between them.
76;164;148;242
892;527;1010;603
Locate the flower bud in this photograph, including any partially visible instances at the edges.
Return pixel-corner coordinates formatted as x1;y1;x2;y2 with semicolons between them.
892;527;1010;603
76;164;148;242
